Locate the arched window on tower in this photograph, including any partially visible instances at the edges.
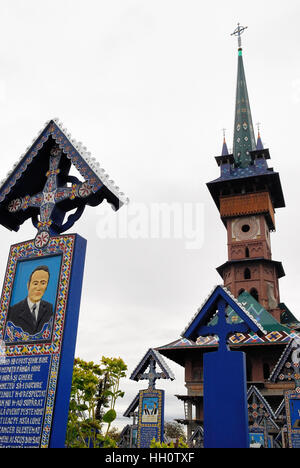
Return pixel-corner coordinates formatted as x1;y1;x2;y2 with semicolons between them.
238;288;245;296
245;247;250;258
244;268;251;280
250;288;259;302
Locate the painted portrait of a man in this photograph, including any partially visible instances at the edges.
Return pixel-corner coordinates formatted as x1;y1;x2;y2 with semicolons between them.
7;265;53;336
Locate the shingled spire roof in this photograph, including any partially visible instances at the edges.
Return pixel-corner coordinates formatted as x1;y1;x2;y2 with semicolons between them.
256;129;264;150
232;46;256;167
221;134;229;156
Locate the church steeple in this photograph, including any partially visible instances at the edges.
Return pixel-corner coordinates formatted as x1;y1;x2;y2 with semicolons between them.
231;24;256;168
207;25;286;321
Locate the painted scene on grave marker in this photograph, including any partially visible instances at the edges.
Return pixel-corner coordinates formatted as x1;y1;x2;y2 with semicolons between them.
4;255;62;344
141;396;159;423
249;432;264;447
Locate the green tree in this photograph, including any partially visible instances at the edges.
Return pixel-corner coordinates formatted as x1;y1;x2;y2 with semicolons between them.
164;421;187;442
66;356;127;448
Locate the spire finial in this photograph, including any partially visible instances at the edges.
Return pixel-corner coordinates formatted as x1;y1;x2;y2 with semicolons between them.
256;122;261;135
231;23;248;50
222;128;226;141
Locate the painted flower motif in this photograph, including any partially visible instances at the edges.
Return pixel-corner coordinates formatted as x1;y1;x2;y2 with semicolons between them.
8;198;22;213
42;329;51;340
34;230;50;249
78;182;92;198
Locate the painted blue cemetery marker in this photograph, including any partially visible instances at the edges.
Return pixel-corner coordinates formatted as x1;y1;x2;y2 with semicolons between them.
130;348;175;448
285;391;300;448
0;234;86;448
183;285;266;448
0;118;128;448
269;337;300;448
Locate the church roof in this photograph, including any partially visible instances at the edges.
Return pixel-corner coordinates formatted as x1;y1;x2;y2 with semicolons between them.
207;290;291;333
207;160;285;210
156;290;295;367
216;259;285;280
279;303;300;329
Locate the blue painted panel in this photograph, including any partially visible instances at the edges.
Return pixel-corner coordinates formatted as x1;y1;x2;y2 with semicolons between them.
204;349;249;448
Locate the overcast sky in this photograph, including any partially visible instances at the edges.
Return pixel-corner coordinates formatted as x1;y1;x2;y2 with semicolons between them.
0;0;300;431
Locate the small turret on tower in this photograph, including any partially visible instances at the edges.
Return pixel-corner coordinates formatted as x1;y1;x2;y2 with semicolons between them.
256;123;264;150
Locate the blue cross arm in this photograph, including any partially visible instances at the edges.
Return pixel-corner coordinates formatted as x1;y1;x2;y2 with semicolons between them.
196;322;249;338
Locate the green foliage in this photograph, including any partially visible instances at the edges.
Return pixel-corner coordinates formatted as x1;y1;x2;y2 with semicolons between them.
66;356;127;448
150;437;189;448
164;422;187;442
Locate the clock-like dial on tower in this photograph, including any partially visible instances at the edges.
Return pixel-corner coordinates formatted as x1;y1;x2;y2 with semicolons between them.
231;216;260;241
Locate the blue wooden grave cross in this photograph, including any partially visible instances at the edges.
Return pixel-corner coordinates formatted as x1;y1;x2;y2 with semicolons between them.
183;285;266;448
138;357;166;390
196;297;250;353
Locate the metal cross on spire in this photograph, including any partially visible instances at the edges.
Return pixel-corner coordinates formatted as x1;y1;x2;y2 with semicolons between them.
231;23;248;49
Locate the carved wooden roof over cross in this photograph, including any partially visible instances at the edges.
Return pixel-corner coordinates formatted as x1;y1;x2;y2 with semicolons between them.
269;337;300;391
130;348;175;390
0;118;128;248
247;385;275;425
